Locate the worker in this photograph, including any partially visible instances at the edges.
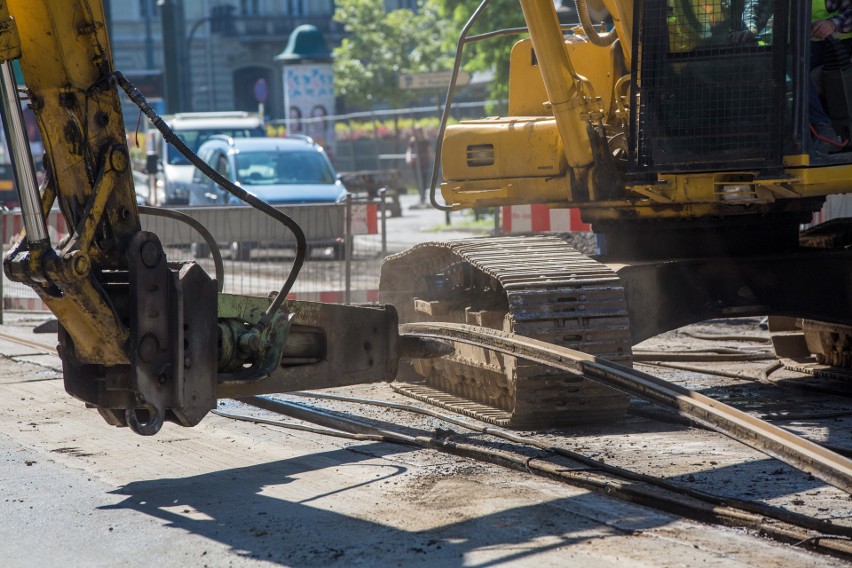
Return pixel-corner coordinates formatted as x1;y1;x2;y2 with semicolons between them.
810;0;852;152
405;128;433;207
739;0;852;153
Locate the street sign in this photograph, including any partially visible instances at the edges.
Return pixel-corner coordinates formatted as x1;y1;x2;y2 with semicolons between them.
398;71;470;90
253;78;268;104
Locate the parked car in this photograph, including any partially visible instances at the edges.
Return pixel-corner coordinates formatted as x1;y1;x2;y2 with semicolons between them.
189;135;347;206
188;135;348;260
144;111;265;205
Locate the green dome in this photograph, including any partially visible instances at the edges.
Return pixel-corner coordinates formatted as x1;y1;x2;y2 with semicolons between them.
275;25;332;62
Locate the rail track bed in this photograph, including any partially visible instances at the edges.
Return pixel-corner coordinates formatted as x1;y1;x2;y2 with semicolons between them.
1;314;852;565
233;316;852;561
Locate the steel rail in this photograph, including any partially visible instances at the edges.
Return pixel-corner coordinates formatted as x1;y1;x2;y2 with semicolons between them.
291;389;852;537
232;395;852;559
399;322;852;494
0;331;57;355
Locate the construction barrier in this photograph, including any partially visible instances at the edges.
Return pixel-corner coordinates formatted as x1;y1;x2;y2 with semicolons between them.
501;204;590;234
1;197;383;313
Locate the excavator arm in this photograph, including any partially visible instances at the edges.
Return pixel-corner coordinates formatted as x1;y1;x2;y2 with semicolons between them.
0;0;414;434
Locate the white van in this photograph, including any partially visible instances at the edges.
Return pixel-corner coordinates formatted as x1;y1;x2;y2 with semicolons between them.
145;111;265;204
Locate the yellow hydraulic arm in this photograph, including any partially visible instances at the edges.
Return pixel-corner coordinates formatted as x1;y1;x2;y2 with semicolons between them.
0;1;137;365
0;0;411;435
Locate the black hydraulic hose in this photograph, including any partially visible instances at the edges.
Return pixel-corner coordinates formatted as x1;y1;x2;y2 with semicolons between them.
211;408;386;442
114;72;304;329
138;205;224;292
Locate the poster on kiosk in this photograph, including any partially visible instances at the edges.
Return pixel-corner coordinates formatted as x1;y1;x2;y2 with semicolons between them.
283;63;335;156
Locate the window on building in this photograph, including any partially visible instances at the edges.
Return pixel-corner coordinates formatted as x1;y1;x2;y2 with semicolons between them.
287;0;304;16
241;0;260;16
139;0;158;18
386;0;419;10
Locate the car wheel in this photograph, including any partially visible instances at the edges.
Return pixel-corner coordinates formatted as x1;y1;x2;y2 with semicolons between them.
230;241;252;261
191;242;210;259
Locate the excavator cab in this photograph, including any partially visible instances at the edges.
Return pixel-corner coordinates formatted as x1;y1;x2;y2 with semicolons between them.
440;0;852;216
633;0;787;172
633;0;852;171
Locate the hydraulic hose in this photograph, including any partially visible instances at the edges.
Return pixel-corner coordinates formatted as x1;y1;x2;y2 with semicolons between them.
575;0;617;46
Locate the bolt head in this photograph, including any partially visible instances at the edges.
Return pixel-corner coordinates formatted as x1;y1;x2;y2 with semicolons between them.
140;240;160;268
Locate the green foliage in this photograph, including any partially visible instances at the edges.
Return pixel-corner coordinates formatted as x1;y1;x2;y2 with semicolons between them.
434;0;527;103
334;116;452;141
333;0;455;109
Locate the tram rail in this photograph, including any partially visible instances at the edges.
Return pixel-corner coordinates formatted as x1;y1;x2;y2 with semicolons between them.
220;393;852;561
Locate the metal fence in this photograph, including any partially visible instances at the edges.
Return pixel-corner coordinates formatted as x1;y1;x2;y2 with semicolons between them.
268;101;503;186
0;194;389;315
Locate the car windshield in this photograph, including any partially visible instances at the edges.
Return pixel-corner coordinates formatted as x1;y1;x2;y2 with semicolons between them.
168;127;265;165
236;150;336;185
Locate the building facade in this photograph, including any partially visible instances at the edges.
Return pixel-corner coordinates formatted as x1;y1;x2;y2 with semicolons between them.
106;1;420;119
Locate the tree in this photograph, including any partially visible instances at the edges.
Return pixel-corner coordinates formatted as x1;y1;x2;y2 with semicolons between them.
333;0;454;110
434;0;527;105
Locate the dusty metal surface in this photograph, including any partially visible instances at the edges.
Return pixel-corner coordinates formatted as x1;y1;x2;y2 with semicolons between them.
381;234;632;428
215;299;399;399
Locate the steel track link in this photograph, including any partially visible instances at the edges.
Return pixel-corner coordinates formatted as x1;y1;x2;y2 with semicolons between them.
399;321;852;494
381;234;633;428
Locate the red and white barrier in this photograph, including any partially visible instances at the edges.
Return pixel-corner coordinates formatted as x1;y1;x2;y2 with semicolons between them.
501;204;590;234
285;289;380;304
2;209;68;245
0;203;382;312
349;203;379;235
2;203;380;243
4;289;384;312
4;296;49;312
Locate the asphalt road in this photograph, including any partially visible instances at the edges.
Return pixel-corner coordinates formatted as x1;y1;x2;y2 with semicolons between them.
0;314;846;567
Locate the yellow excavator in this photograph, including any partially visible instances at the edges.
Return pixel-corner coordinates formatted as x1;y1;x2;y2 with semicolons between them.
0;0;414;435
380;0;852;427
0;0;850;435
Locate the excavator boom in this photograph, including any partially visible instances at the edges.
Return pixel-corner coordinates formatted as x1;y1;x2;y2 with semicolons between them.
0;0;412;435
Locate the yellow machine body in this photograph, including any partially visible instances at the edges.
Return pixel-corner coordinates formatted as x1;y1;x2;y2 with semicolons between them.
440;0;852;224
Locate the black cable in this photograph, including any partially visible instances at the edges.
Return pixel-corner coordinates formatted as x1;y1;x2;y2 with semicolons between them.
211;408;386;441
138;206;225;292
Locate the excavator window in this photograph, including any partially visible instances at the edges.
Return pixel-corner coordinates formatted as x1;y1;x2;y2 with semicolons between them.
631;0;791;173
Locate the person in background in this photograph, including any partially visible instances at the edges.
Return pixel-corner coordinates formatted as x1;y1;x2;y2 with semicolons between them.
406;128;432;206
288;106;303;135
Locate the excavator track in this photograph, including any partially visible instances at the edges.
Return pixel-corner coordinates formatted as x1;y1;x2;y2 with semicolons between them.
770;219;852;375
380;234;632;429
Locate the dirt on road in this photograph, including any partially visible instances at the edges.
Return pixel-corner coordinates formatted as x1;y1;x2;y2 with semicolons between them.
0;314;848;567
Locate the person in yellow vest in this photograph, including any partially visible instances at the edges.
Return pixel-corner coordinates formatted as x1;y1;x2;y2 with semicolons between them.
809;0;852;152
811;0;852;66
741;0;852;49
740;0;852;152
